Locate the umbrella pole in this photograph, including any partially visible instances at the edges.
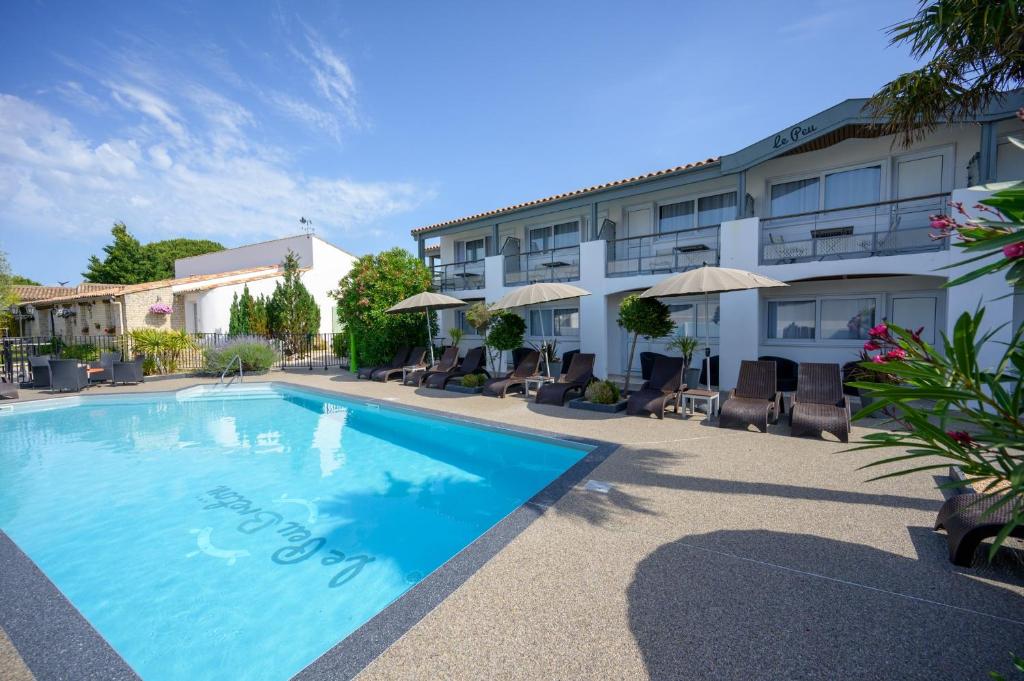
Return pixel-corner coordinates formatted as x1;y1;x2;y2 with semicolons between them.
544;309;551;377
705;292;711;392
425;310;435;365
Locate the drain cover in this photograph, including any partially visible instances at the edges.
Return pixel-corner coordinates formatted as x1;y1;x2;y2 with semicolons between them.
583;480;612;494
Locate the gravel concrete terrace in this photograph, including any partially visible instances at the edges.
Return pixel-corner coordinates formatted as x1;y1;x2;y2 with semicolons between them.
2;369;1023;680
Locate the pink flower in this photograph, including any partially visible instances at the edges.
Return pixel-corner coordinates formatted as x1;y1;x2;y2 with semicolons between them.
947;431;974;446
871;355;886;364
868;323;888;339
929;217;950;229
1003;242;1024;259
863;341;880;351
885;349;907;361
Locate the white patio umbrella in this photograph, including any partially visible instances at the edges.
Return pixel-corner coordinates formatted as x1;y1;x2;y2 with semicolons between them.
639;265;787;391
489;282;591;377
386;291;466;365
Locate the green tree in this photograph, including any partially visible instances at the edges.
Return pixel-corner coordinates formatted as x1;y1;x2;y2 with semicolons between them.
142;238;224;280
332;247;432;367
0;251;17;335
229;285;270;336
10;275;40;286
83;223;149;284
617;294;674;395
267;250;320;345
83;223;224;283
465;301;497;370
486;311;526;371
867;0;1024;146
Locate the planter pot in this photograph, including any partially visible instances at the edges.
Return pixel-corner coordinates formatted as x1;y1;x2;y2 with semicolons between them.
857;392;884;417
568;397;627;413
544;361;562;377
948;465;976;495
446;384;483;394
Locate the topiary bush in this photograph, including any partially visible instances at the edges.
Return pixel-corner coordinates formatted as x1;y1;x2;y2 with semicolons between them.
585;380;621;405
461;373;487;388
203;340;279;375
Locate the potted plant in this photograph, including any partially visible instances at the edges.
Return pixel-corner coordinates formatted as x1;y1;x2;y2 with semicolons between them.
667;334;699;386
81;326;91;335
447;372;486;394
486;311;526;372
464;302;495;370
149;302;173;315
104;326;117;335
569;379;627;413
531;339;560;376
617;294;674;395
448;327;464;350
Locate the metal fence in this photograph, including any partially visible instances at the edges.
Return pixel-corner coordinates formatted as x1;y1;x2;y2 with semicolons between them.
0;332;349;385
605;226;720;277
503;244;581;286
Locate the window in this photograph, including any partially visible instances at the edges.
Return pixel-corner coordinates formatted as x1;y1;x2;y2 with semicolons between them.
820;298;875;340
697;192;737;226
771;178;819;215
766;300;816;339
658;201;694;233
824;166;881;209
529;221;579;251
455;310;476;335
891;296;938;344
529;308;579;337
668;301;719;339
457;238;485;262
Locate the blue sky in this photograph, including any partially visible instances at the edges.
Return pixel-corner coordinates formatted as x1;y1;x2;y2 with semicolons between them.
0;0;921;284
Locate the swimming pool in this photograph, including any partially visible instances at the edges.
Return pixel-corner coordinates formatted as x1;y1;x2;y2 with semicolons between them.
0;384;592;680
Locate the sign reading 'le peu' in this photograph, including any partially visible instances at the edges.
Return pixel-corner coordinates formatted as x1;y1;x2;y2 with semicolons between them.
772;124;817;149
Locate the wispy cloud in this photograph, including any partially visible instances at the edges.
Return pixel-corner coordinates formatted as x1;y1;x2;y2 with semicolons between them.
302;31;359;126
777;9;846;37
107;81;189;142
265;90;342;142
53;81;108;114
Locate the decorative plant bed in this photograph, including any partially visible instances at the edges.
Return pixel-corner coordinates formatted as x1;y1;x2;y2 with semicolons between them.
446;384;483;395
569;397;627;413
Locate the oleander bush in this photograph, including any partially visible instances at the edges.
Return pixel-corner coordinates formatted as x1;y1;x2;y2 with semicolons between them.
585;380;620;405
203;340;279;375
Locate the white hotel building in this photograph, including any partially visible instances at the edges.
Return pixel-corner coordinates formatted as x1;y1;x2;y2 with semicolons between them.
411;94;1024;391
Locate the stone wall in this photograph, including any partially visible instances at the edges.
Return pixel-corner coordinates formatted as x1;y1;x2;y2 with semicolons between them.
123;287;177;332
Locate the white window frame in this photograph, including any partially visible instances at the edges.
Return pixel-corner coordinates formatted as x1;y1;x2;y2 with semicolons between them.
525;217;582;253
767;158;890;217
762;292;884;347
527;305;580;338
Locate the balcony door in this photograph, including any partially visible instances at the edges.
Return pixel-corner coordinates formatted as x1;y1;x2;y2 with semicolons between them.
893;147;953;232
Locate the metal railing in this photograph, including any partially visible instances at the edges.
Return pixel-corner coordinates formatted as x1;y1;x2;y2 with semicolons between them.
605;226;720;277
0;332;351;384
219;354;243;386
432;259;486;292
503;244;581;286
760;193;950;265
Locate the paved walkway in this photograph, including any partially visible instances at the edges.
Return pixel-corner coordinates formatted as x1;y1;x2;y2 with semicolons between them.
3;370;1022;680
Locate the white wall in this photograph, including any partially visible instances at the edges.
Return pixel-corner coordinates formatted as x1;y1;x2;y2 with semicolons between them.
175;235;316;277
185;277;281;334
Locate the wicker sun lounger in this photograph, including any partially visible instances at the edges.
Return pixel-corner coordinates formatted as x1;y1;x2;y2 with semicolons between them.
373;347;426;382
935;492;1024;566
482;350;540;398
789;362;850;442
535;353;595;406
357;346;408;380
627;356;684;419
405;346;459;386
718;360;781;433
49;359;89;392
423;346;488;389
111;356;145;385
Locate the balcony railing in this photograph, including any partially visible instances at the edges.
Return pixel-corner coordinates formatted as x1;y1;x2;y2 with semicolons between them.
432;259;485;292
760;193;950;265
503;244;581;286
605;226;720;277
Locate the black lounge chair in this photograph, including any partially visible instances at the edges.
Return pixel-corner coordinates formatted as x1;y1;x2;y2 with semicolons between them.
758;355;798;393
0;376;18;400
423;346;488;389
482;350;540;398
639;351;667;382
357;346;408;380
789;362;850;442
373;347;426;382
535;353;595;406
89;351;119;383
407;346;459;386
719;360;782;433
49;359;89;392
511;347;532;370
111;356;145;385
935;492;1024;566
28;354;51;388
627;356;684;419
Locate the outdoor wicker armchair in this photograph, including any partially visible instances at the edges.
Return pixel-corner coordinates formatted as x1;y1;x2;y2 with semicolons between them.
28;354;51;388
89;351;120;383
49;358;89;392
535;353;595;406
482;350;540;398
718;360;781;433
789;362;850;442
111;356;145;385
626;356;684;419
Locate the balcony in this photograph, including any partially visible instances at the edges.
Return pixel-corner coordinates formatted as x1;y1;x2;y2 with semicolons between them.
432;259;485;292
605;226;720;277
760;193;949;265
503;244;580;286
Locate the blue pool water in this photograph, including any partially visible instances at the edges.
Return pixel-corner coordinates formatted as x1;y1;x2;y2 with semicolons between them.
0;384;590;680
